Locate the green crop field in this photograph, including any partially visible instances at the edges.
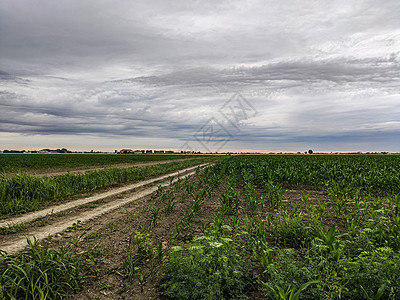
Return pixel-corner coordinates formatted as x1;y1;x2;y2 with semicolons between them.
0;157;217;218
0;153;207;173
159;155;400;299
1;154;400;299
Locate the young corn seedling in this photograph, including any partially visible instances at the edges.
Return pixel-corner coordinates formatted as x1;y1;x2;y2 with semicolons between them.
317;225;343;262
316;201;327;217
164;193;176;214
301;192;311;206
148;207;161;229
211;211;227;233
125;210;135;222
246;182;259;215
255;240;275;271
220;191;234;215
135;267;150;293
265;182;286;207
261;280;319;300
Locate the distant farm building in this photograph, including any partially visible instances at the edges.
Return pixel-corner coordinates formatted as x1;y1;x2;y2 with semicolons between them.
119;149;134;154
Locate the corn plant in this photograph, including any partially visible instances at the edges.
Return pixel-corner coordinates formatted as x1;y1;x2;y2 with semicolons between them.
220;180;242;215
265;181;286;207
148;207;161;229
246;182;259;215
261;280;319;300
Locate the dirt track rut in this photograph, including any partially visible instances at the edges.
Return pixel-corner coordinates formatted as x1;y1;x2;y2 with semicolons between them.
0;163;210;254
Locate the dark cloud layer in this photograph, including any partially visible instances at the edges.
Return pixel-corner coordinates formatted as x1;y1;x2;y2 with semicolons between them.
1;0;399;151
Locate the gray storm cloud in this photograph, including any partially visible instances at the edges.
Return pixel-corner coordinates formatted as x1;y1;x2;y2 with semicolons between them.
1;0;399;152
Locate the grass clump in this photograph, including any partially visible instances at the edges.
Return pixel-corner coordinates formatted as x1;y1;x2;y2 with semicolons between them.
161;234;252;300
0;237;86;299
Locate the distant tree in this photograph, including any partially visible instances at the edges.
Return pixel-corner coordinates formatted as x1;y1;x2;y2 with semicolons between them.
308;149;313;154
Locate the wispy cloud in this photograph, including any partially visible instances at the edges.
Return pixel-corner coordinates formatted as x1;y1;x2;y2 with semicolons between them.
1;0;399;151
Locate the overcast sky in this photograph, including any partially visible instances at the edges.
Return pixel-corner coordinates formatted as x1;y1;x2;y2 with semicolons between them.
1;0;399;152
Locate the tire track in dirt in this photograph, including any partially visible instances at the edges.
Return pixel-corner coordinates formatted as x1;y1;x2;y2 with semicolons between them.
0;163;210;228
0;163;211;254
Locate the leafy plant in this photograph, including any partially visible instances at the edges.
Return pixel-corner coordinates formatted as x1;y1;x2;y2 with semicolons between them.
161;235;252;300
126;232;155;263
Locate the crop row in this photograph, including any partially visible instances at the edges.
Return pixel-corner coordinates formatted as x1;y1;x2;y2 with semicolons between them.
0;153;207;173
0;157;216;218
224;154;400;196
147;156;400;299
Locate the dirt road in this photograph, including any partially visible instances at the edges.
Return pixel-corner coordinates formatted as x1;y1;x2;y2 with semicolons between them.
0;163;210;254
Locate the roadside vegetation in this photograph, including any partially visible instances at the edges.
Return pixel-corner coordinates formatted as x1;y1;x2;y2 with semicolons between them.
0;237;87;299
1;154;400;299
0;157;216;218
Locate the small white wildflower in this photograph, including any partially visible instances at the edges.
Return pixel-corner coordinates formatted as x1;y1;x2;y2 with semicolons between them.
209;242;223;248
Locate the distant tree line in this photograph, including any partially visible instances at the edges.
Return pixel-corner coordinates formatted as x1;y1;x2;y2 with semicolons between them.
2;150;27;153
2;148;71;154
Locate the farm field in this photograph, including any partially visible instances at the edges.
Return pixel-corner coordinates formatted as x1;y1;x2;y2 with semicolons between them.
0;156;217;219
0;153;206;174
0;162;212;255
1;154;400;299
